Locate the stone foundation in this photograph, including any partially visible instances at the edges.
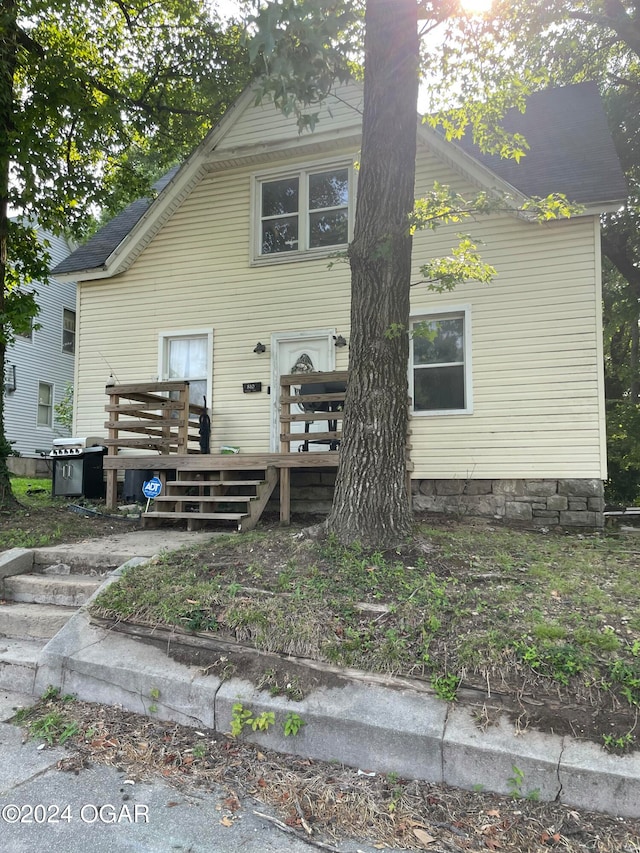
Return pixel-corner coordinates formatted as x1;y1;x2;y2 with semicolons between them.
412;478;605;529
269;470;605;530
268;469;337;516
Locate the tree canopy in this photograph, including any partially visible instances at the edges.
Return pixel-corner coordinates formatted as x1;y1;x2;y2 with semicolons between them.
430;0;637;500
0;0;250;505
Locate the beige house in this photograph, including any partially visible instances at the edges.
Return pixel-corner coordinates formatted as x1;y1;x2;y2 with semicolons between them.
54;81;627;530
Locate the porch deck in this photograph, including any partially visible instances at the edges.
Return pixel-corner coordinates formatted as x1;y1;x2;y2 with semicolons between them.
104;450;339;529
103;375;347;530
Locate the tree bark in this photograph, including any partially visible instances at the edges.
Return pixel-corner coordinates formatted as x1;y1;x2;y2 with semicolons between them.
602;233;640;403
0;0;19;507
326;0;419;548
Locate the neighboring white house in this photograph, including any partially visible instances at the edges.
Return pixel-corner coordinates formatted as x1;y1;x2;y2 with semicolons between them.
53;81;627;528
6;227;77;463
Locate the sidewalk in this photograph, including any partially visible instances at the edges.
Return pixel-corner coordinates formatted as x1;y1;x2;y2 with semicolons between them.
4;529;640;821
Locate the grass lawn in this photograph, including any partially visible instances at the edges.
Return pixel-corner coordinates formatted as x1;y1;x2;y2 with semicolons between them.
0;477;140;549
90;516;640;752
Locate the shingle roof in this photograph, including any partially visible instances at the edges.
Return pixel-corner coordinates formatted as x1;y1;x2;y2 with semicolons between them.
52;166;180;276
453;82;627;205
53;83;627;278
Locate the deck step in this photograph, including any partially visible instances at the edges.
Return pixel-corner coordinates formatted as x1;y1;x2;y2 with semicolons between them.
170;479;265;487
4;574;101;607
152;495;254;504
0;602;77;641
0;637;45;694
143;511;247;521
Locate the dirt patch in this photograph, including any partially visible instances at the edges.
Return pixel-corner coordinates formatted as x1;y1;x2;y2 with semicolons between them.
0;500;141;551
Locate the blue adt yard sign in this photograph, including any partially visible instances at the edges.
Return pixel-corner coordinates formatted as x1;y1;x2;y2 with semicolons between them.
142;477;162;499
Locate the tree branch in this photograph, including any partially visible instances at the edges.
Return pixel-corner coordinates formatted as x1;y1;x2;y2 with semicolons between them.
82;72;212;119
602;235;640;294
567;6;640;56
112;0;134;32
16;26;44;59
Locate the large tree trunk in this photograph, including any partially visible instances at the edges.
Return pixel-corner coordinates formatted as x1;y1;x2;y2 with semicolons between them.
602;233;640;403
0;0;19;508
326;0;419;548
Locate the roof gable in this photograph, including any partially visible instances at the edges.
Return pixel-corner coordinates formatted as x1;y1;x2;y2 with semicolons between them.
53;81;626;280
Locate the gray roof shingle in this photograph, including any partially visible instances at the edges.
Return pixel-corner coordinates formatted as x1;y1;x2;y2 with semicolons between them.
52;167;180;276
453;81;627;205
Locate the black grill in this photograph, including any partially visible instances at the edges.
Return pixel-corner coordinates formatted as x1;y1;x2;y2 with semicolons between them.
50;438;106;499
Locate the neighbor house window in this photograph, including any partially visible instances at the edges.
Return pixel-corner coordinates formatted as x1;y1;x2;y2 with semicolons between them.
62;308;76;354
411;309;472;414
37;382;53;427
159;331;212;408
16;319;33;342
257;164;350;257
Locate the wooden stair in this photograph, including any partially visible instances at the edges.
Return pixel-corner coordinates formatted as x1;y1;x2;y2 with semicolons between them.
142;466;278;532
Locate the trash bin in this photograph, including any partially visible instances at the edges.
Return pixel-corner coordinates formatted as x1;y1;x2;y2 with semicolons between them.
123;469;155;503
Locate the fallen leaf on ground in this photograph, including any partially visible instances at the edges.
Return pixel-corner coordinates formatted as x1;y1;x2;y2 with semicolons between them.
223;794;241;812
413;828;436;846
220;815;234;827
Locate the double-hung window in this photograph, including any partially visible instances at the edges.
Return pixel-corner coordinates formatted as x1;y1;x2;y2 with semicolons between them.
257;164;350;258
37;382;53;427
159;331;212;409
62;308;76;354
411;309;472;414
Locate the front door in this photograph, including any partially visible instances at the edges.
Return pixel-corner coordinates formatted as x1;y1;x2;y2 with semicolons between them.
271;330;335;451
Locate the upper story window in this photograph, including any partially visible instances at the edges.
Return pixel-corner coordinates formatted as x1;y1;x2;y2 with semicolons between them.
257;164;351;259
63;308;76;354
410;308;472;415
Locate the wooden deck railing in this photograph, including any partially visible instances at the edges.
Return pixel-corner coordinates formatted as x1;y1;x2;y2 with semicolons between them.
104;381;205;455
279;370;348;452
104;381;205;507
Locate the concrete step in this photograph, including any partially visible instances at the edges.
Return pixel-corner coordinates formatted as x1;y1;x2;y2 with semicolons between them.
3;573;102;607
0;602;77;641
0;637;46;694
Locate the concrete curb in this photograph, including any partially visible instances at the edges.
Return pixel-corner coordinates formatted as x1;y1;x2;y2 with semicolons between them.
0;548;33;584
24;555;639;820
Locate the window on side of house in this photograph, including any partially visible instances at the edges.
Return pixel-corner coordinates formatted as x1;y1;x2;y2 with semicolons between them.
258;164;350;257
16;324;33;342
160;332;211;409
37;382;53;427
62;308;76;354
411;310;471;414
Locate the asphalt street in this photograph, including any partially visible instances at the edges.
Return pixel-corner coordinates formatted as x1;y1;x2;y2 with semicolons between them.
0;690;394;853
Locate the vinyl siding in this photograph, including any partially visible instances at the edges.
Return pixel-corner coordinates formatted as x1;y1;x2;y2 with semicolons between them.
5;229;76;457
75;99;606;480
216;85;364;152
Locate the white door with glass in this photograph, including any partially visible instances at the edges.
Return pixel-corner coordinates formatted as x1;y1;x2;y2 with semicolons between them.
160;331;211;409
271;330;335;452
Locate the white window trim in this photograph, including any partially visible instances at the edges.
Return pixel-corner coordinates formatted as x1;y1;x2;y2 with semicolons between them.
409;304;473;416
158;328;214;403
250;157;355;265
37;381;54;428
62;307;76;355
